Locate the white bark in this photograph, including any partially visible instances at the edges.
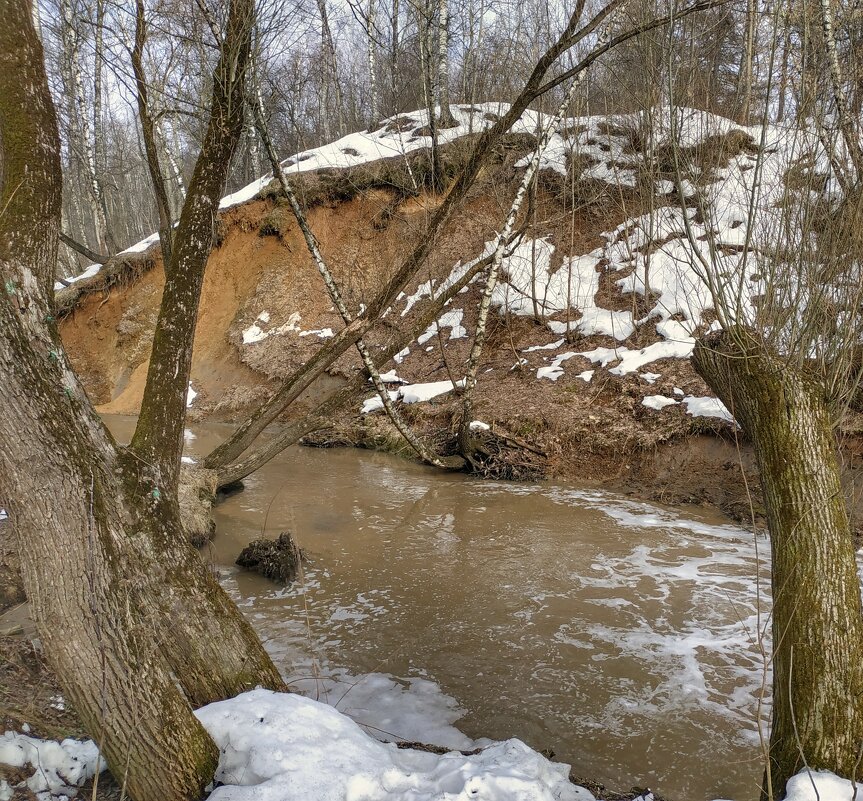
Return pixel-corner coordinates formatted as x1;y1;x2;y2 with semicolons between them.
436;0;456;126
60;0;113;253
819;0;863;183
367;0;379;126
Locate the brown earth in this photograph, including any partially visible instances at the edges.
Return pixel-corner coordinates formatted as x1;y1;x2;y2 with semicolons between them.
53;135;863;534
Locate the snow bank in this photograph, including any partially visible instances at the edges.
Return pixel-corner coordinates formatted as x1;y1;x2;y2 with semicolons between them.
784;769;863;800
0;731;104;799
361;380;465;413
195;689;592;801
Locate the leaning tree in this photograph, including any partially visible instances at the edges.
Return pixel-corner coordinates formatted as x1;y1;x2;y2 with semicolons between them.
0;1;284;799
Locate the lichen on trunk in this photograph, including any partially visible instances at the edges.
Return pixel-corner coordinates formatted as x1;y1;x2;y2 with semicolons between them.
693;329;863;797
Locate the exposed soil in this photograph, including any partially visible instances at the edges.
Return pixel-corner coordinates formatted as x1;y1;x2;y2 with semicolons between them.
55;137;863;533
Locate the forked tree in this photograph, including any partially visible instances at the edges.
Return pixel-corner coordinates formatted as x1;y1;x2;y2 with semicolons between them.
0;2;284;800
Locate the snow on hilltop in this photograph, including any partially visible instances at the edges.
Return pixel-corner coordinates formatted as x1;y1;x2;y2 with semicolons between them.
58;103;849;425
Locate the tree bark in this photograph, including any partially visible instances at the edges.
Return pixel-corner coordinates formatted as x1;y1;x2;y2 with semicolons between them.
131;0;255;488
436;0;456;126
693;329;863;798
131;0;176;269
367;0;379;127
0;5;276;798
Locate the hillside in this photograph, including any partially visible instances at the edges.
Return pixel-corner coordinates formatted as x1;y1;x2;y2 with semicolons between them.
57;103;863;526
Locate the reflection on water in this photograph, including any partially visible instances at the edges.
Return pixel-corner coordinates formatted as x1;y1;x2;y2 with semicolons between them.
107;416;771;800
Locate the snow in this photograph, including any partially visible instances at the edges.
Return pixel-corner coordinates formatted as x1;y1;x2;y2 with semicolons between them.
683;395;735;424
491;239;633;341
375;370;407;384
575;370;594;383
470;420;491;431
642;395;679;411
536;351;578;382
400;379;465;404
186;382;197;408
360;380;465;413
299;328;335;339
783;769;863;801
0;510;6;521
0;731;104;799
417;309;467;345
242;311;302;345
194;689;592;801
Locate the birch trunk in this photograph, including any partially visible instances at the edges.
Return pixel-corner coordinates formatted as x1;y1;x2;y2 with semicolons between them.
818;0;863;183
436;0;456;126
315;0;344;137
693;330;863;797
61;0;114;253
736;0;757;123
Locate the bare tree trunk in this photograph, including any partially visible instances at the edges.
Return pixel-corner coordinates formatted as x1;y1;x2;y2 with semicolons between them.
131;0;176;268
158;120;187;221
61;0;115;254
389;0;400;113
819;0;863;184
131;0;255;488
367;0;379;126
315;0;344;138
693;330;863;797
736;0;757;122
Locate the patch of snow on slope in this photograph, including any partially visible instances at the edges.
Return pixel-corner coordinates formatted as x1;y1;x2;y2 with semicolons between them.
360;380;465;412
642;395;678;410
186;382;197;408
417;309;467;344
195;689;592;801
491;238;634;341
683;395;736;424
242;311;301;345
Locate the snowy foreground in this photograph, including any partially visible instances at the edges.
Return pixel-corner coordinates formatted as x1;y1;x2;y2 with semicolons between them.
0;688;858;800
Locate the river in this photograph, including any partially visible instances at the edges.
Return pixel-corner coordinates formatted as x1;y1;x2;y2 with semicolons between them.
109;416;771;800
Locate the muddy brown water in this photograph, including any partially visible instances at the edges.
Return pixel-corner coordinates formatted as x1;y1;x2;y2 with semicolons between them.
105;416;769;801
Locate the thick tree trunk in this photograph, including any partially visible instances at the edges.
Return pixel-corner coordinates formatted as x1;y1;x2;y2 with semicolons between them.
693;330;863;798
1;6;216;799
